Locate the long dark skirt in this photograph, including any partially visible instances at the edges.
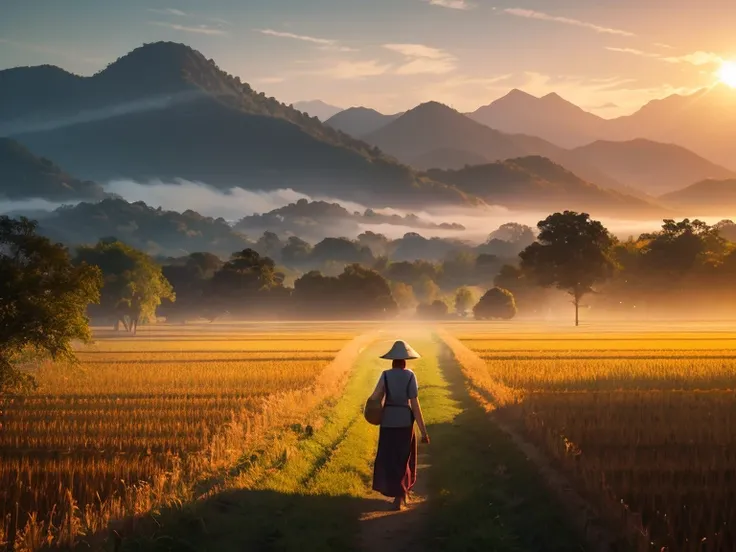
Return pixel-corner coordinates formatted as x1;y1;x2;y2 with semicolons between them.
372;426;417;498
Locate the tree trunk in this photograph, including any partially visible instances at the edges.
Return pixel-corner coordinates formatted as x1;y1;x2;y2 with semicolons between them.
575;299;579;327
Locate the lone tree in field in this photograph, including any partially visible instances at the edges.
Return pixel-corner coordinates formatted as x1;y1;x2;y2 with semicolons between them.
454;286;475;315
520;211;616;326
76;239;174;333
473;287;517;320
0;216;102;393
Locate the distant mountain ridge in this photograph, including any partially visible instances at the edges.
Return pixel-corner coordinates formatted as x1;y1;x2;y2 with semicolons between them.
292;100;343;121
0;42;473;210
469;89;607;148
33;198;251;257
467;86;736;171
660;179;736;214
0;138;106;201
359;100;732;198
425;156;665;217
571;139;735;195
360;101;637;195
325;107;402;137
235;198;465;241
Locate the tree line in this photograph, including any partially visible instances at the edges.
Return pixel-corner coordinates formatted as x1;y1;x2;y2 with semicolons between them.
5;211;736;392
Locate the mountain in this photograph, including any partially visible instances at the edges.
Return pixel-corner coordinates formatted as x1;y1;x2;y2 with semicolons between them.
235;198;464;242
1;42;472;209
0;138;106;201
468;86;736;172
325;107;402;137
361;101;631;194
363;101;530;163
470;89;607;148
32;198;251;257
425;156;664;217
659;179;736;215
570;139;736;195
292;100;343;121
608;85;736;171
410;148;489;171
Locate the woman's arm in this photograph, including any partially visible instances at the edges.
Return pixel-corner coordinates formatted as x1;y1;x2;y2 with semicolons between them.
368;375;385;401
410;397;429;443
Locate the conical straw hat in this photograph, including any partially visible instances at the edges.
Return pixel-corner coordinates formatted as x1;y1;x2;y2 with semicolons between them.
380;340;421;360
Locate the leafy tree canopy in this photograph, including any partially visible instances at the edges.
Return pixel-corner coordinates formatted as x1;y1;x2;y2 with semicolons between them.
520;211;616;325
75;239;174;332
474;287;517;320
1;216;102;393
454;286;475;314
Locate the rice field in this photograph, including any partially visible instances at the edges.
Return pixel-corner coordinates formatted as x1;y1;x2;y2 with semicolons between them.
448;321;736;552
0;322;371;550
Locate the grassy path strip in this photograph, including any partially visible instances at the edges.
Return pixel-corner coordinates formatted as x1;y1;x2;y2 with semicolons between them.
436;330;617;552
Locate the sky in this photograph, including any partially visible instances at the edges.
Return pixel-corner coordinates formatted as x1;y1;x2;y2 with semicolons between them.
2;0;736;117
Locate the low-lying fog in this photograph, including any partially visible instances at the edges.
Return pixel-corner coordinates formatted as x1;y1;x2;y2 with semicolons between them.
1;178;732;243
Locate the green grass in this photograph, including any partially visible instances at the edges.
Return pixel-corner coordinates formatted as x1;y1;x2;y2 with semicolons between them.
421;337;586;552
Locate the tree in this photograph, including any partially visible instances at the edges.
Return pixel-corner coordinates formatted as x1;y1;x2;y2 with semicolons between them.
414;276;442;304
473;287;517;320
209;248;285;315
454;286;475;315
520;211;616;326
639;219;725;276
76;240;175;333
390;281;417;311
256;231;283;260
311;237;374;266
160;253;223;322
1;216;102;393
416;300;449;319
338;264;397;317
488;222;536;246
281;236;312;266
292;264;397;318
440;252;476;289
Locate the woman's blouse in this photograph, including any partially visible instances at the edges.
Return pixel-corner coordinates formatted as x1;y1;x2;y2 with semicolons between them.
379;368;418;428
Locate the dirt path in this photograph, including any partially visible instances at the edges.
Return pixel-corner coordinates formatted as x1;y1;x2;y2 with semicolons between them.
358;449;431;552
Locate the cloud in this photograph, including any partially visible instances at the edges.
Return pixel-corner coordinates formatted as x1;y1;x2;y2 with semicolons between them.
423;0;473;9
148;21;228;36
383;43;456;75
502;8;635;37
257;29;336;46
654;42;673;49
663;51;723;66
104;180;309;221
313;59;393;80
147;8;188;17
606;47;661;59
607;46;723;67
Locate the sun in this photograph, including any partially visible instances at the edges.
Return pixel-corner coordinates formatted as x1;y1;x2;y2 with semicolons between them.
718;61;736;88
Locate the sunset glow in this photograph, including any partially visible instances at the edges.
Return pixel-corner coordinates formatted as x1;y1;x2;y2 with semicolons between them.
718;61;736;88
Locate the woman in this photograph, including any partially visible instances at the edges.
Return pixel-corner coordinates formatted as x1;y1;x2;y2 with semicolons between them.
369;340;430;511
